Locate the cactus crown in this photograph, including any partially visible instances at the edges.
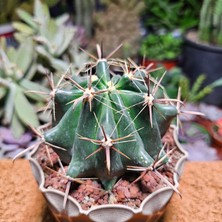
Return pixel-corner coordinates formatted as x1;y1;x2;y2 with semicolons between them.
42;45;180;190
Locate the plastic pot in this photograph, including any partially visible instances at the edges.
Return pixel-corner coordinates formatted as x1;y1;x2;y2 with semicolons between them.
142;59;178;71
181;30;222;107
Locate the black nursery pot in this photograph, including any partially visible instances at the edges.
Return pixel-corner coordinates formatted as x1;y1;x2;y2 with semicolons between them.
181;31;222;107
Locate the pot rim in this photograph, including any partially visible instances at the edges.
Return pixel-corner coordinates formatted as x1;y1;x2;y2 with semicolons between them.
184;29;222;53
28;125;188;216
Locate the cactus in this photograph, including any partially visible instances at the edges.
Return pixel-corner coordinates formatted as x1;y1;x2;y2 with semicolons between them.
28;45;185;191
199;0;222;45
74;0;95;38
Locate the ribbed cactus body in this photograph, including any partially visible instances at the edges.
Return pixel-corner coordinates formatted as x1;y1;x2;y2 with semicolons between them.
44;59;177;190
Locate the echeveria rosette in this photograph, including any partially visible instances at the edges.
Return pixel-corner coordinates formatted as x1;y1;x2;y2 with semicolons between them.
43;58;178;190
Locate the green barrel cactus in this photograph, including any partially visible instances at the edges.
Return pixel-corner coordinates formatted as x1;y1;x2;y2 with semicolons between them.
42;46;180;190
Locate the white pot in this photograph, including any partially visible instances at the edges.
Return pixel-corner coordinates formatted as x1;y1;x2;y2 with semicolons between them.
28;126;187;222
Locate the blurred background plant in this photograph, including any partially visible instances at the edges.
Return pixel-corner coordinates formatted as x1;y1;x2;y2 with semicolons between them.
139;0;200;63
151;67;222;103
198;0;222;46
0;126;34;158
142;0;200;33
0;0;60;24
13;0;88;74
0;0;89;158
0;38;49;138
89;0;145;58
140;32;182;61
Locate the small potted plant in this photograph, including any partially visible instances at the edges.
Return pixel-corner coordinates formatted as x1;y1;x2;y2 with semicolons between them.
14;43;205;222
181;0;222;106
140;32;182;70
140;0;199;70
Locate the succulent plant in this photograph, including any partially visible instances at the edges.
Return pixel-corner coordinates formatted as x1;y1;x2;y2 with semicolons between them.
21;45;190;191
0;127;34;159
0;0;60;24
13;0;77;73
74;0;95;38
0;39;49;138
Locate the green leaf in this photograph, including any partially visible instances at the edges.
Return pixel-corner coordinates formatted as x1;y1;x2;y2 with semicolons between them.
16;9;38;30
14;86;39;128
36;46;68;71
13;33;28;43
13;22;35;35
14;39;33;76
34;0;50;23
55;26;75;56
11;112;25;139
210;77;222;88
24;63;37;80
55;13;69;26
43;20;58;54
20;78;49;102
0;49;14;76
4;83;16;125
0;87;7;100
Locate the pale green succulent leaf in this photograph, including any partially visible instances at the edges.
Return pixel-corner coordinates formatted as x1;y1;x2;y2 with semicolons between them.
210;77;222;88
13;22;35;35
11;112;25;138
55;13;69;26
45;19;58;41
16;9;38;30
24;63;37;80
13;40;33;78
13;33;28;43
4;83;16;125
20;78;49;102
14;85;39;128
50;57;69;71
0;86;7;100
44;20;59;54
34;0;50;23
36;46;68;71
68;46;89;70
36;45;52;58
5;46;17;63
0;49;14;76
55;27;75;56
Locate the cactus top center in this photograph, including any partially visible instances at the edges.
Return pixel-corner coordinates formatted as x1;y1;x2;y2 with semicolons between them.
107;81;116;91
84;87;95;100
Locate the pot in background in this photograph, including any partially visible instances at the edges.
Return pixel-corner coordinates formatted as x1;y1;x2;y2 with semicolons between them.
142;58;178;71
181;30;222;107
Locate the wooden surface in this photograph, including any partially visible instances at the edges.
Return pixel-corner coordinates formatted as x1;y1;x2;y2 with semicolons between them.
0;159;47;222
161;161;222;222
0;160;222;222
